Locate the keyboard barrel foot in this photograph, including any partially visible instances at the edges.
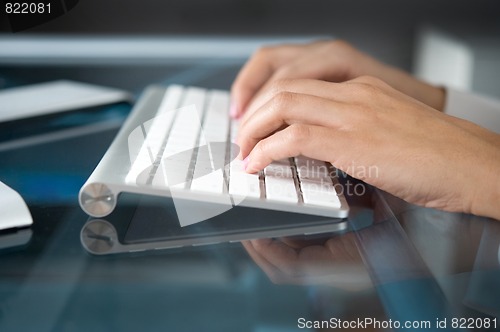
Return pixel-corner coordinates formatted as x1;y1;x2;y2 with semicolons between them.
79;183;117;218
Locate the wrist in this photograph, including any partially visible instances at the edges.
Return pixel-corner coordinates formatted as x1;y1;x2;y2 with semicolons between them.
381;65;446;111
485;177;500;220
470;158;500;221
480;183;500;221
420;83;446;112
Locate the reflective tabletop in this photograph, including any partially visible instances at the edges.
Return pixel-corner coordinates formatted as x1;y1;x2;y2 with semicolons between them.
1;58;499;332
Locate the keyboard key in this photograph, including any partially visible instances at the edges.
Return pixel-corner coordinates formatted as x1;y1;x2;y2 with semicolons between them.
300;180;337;195
229;173;261;199
265;176;298;203
230;119;240;142
229;159;261;199
295;156;330;180
202;90;230;142
157;85;184;115
191;143;228;194
264;162;294;178
183;86;206;118
153;152;193;188
191;170;225;194
301;180;341;208
264;159;298;203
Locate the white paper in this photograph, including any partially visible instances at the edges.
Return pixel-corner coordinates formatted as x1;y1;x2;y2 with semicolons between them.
0;80;131;123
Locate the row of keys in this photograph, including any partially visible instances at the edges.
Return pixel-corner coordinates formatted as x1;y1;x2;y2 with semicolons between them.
126;85;183;185
153;87;206;188
190;90;231;194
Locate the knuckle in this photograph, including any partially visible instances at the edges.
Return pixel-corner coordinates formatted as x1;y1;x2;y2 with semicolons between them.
328;39;351;50
269;79;290;95
272;91;295;111
254;45;274;58
253;140;269;158
274;65;296;78
287;124;310;143
320;39;353;54
354;75;381;85
353;76;385;97
360;83;379;98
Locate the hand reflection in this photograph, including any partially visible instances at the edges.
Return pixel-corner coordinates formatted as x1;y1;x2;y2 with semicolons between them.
242;233;372;291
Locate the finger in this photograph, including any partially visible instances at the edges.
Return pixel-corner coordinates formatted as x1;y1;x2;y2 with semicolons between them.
240;77;381;127
324;233;363;262
244;124;346;173
237;93;348;160
251;239;334;279
278;236;329;249
238;54;340;122
268;40;357;85
269;47;344;84
230;45;302;119
241;240;291;284
249;239;304;274
242;79;343;121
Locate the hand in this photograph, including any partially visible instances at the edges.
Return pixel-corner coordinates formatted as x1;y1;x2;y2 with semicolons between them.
231;40;445;118
242;233;371;290
236;76;500;220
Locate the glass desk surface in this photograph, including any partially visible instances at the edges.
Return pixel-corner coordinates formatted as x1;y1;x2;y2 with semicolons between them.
0;61;499;332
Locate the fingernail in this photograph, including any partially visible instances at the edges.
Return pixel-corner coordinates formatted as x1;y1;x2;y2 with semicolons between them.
243;156;250;171
229;101;238;119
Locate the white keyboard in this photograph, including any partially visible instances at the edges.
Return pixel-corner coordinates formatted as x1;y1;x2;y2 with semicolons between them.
79;85;349;221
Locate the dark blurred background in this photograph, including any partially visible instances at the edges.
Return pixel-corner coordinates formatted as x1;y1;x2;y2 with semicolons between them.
1;0;500;71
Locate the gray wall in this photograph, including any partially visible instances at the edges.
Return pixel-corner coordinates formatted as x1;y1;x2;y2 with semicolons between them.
2;0;500;70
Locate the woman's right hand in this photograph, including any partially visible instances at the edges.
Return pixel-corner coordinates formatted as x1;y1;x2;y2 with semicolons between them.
236;76;500;220
230;40;445;119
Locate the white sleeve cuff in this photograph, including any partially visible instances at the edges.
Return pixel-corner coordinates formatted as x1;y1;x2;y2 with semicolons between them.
443;88;500;134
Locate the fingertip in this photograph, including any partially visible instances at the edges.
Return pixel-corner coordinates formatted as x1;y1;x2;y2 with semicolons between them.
244;157;256;173
236;146;250;161
245;166;259;174
244;156;266;174
242;156;250;170
230;82;247;119
234;135;246;160
229;101;239;119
